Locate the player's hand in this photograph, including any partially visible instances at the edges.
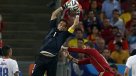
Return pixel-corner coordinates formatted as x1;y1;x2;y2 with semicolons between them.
61;45;68;50
76;8;81;15
73;15;79;25
62;50;69;57
72;58;79;64
62;1;68;9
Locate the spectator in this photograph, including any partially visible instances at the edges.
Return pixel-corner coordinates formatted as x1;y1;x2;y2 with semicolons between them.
110;64;122;76
78;0;91;12
126;10;136;37
110;9;125;34
102;49;116;64
87;25;101;43
111;26;119;37
111;42;129;64
108;32;129;52
124;49;136;76
83;10;102;34
101;18;114;44
102;0;121;19
129;0;136;12
0;45;19;76
128;24;136;53
120;3;131;25
68;28;88;48
94;37;106;53
119;0;129;12
89;0;101;16
71;39;85;76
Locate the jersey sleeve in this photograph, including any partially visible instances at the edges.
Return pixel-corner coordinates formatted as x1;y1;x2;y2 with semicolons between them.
12;60;19;74
126;57;132;69
49;18;57;28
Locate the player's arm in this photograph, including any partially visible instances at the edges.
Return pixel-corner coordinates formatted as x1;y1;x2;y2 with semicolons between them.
67;54;90;65
68;15;79;33
124;67;129;76
68;6;81;33
12;60;19;76
78;58;90;65
50;0;71;20
51;7;63;20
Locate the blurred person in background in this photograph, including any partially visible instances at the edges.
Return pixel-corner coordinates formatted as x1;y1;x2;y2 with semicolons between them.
110;9;125;35
87;25;101;43
124;49;136;76
102;49;116;64
120;4;131;25
94;37;106;54
83;10;102;35
102;0;121;19
89;0;101;16
71;39;86;76
110;64;122;76
128;24;136;53
101;18;114;44
111;42;129;64
0;45;19;76
111;26;119;37
108;31;129;52
68;28;88;48
126;10;136;37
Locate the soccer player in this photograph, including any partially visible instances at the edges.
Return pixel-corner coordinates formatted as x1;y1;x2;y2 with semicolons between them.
124;49;136;76
61;42;115;76
32;2;80;76
0;45;19;76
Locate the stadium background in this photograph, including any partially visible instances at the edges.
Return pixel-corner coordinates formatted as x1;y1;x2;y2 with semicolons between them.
0;0;134;76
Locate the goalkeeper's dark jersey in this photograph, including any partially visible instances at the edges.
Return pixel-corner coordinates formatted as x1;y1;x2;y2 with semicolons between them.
39;18;71;56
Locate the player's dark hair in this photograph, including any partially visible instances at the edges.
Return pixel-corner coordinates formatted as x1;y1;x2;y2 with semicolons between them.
112;9;119;14
130;49;136;56
2;45;11;56
59;19;68;26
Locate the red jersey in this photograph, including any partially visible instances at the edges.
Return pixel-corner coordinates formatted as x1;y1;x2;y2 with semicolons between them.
108;39;129;52
68;48;114;76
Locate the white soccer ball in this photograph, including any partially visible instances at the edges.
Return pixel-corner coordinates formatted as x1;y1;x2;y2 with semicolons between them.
67;0;79;11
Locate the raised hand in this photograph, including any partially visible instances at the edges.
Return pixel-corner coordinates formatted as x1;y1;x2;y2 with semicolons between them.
72;58;79;64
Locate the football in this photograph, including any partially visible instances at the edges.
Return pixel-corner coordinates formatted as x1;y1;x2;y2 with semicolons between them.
66;0;79;11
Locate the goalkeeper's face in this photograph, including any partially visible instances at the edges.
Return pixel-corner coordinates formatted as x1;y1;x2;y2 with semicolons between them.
57;21;68;31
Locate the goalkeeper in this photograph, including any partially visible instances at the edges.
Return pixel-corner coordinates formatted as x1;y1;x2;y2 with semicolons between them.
32;1;81;76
